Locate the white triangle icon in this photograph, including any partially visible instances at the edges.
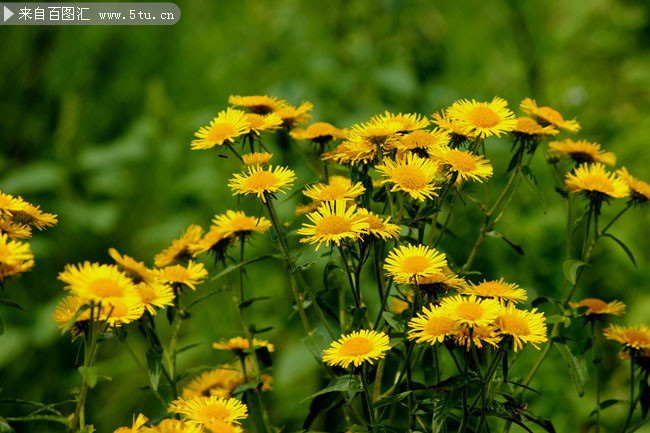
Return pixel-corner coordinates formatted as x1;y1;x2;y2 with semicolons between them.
4;6;14;22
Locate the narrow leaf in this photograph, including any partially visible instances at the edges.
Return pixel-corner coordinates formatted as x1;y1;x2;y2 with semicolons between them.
562;260;587;285
554;343;588;397
602;233;637;267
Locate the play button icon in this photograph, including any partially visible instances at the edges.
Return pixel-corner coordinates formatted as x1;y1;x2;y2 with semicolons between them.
4;6;14;22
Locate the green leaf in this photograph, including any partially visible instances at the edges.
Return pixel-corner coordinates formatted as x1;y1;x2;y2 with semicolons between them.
301;333;326;363
0;417;15;433
521;166;546;213
373;391;411;408
562;260;587;285
600;399;622;410
486;231;525;256
347;307;367;333
522;413;556;433
4;414;70;427
0;299;23;311
640;378;650;419
78;366;98;388
301;375;361;402
232;381;260;396
146;347;162;392
601;233;637;267
239;296;272;310
554;343;588;397
209;254;277;282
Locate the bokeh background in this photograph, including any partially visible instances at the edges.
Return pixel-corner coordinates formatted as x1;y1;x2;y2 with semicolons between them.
1;0;649;431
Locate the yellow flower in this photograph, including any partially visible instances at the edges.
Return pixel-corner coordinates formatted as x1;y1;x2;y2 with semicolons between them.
565;163;629;199
511;116;559;138
348;120;402;147
228;94;288;114
616;167;650;203
143;419;203;433
228;165;296;202
109;248;158;285
353;208;400;240
0;233;34;281
435;147;493;182
242;152;273;167
212;336;275;353
201;421;244;433
440;295;502;328
135;282;175;315
211;210;271;239
193;228;230;256
322;137;377;166
369;111;430;133
191;108;251;150
520;98;580;133
0;218;32;240
408;304;459;345
494;303;548;352
376;154;440;201
243;112;283;135
0;192;58;231
384;244;447;285
98;296;145;327
154;225;204;267
604;324;650;351
182;366;244;399
156;261;207;291
303;176;366;203
113;414;148;433
447;97;517;138
297;200;369;250
549;139;616;166
569;298;626;316
431;110;475;144
168;396;248;426
459;278;528;304
51;296;91;335
408;271;466;294
322;329;391;368
290;122;347;142
58;262;139;304
453;325;502;350
390;130;450;156
275;101;313;127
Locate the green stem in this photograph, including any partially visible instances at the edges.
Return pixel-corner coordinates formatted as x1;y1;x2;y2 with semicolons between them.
360;367;378;433
592;321;601;433
621;361;637;433
225;141;244;164
337;245;360;309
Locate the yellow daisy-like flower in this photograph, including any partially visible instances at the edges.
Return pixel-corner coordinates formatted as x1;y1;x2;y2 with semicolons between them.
376;154;440;201
431;110;475;143
51;296;91;335
322;329;391;368
303;176;366;203
154;225;204;268
58;262;139;304
156;261;208;291
435;147;493;182
549;139;616;166
243;112;283;135
109;248;157;285
569;298;626;316
290;122;347;143
408;304;459;345
211;210;271;239
143;419;203;433
565;163;629;199
228;165;296;202
353;208;400;240
447;97;517;138
369;111;430;133
322;137;377;166
0;218;32;240
0;233;34;281
511;117;559;138
212;336;275;353
390;130;450;156
98;296;145;327
242;152;273;167
202;421;244;433
384;244;447;285
275;101;313;127
408;271;466;294
193;228;230;256
135;282;175;315
168;396;248;426
228;94;288;114
114;413;148;433
182;366;244;399
191;108;251;150
520;98;580;133
348;120;402;147
440;295;502;328
459;278;528;304
616;167;650;203
494;303;548;352
604;324;650;351
453;325;502;350
297;200;369;250
0;193;58;231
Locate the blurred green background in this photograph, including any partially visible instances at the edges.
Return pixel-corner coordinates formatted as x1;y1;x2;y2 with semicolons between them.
1;0;649;431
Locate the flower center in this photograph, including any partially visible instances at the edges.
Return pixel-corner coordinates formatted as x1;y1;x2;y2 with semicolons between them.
583;174;614;194
89;278;124;298
467;107;500;128
245;171;279;191
402;131;436;149
446;150;478;172
164;265;191;282
199;403;231;422
207;123;236;142
497;314;530;336
339;337;374;356
424;316;456;336
319;185;349;201
475;281;507;296
455;302;485;321
315;215;352;236
400;256;432;274
365;214;384;231
392;166;428;190
245;114;265;130
138;285;156;303
107;301;129;318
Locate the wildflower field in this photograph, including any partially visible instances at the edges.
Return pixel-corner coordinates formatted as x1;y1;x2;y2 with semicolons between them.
1;2;650;433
